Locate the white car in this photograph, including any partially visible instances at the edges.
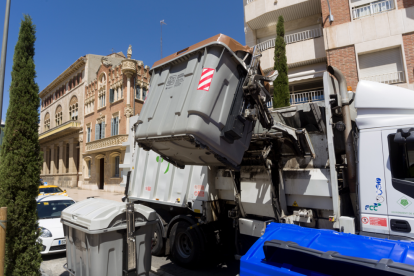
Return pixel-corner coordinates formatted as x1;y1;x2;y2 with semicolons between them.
37;195;75;254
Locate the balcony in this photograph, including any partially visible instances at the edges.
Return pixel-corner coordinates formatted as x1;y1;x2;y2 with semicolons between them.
86;134;128;153
39;121;82;143
267;90;324;108
352;0;394;20
245;0;322;30
257;27;323;52
361;71;405;84
260;35;326;71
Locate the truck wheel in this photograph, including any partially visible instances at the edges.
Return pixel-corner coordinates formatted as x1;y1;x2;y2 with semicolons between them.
152;222;165;256
169;221;203;267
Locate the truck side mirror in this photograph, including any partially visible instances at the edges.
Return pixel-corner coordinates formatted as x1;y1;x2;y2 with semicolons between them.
394;128;414;143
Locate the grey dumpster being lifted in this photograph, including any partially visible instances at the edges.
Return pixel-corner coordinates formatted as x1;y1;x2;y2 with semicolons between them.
61;198;157;276
135;34;276;169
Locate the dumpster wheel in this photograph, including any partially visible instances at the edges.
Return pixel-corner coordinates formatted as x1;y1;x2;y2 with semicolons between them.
170;221;204;268
152;222;165;256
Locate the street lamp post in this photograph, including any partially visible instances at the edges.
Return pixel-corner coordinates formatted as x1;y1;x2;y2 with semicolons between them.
0;0;11;126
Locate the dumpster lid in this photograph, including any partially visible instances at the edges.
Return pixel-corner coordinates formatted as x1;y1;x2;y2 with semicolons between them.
241;223;414;276
151;33;251;70
61;198;157;231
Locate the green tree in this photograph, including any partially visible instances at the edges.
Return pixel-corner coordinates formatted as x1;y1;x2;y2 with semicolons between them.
273;16;290;108
0;15;42;275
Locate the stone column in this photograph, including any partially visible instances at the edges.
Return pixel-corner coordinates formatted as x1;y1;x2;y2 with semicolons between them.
42;147;47;175
78;134;83;188
58;141;64;175
50;146;56;174
127;75;131;106
122;58;136;133
68;138;76;174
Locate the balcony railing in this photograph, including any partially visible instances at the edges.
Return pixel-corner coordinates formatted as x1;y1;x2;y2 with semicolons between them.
266;90;325;108
246;0;255;4
352;0;394;20
256;27;323;52
362;71;405;84
86;134;128;152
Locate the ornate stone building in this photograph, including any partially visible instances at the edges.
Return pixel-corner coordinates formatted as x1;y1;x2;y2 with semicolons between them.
82;48;150;193
39;57;88;187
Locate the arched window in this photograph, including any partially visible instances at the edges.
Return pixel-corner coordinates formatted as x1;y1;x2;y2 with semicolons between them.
44;113;50;131
69;96;78;121
55;105;62;126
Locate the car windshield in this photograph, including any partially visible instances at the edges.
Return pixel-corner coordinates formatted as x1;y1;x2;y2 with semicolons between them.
39;187;63;194
37;200;75;219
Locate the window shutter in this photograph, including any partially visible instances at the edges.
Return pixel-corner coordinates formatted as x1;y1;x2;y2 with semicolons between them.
359;48;404;82
101;122;105;138
116;117;119;135
111;118;114;136
95;124;99;140
110;89;114;103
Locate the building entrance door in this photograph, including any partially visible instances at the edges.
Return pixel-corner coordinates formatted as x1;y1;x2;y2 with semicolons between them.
99;158;104;189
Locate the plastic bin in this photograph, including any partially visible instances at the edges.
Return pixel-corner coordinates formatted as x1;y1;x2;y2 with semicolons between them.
61;198;157;276
240;223;414;276
135;34;253;169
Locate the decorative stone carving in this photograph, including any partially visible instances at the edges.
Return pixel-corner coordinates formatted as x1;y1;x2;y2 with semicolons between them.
127;45;132;59
86;135;128;151
97;112;105;124
122;59;137;76
124;106;133;118
101;57;112;66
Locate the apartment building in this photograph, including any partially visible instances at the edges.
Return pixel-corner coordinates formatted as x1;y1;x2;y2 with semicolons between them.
82;50;150;193
244;0;414;107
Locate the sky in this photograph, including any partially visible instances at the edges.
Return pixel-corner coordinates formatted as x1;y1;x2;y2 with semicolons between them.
0;0;246;123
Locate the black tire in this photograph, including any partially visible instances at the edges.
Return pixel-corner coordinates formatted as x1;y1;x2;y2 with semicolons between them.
169;221;204;268
152;222;165;256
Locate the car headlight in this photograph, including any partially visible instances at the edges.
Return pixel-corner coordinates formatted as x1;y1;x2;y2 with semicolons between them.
39;227;52;238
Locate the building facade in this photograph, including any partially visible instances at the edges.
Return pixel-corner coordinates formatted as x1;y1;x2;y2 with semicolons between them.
82;49;150;193
243;0;414;107
39;57;88;188
39;49;150;192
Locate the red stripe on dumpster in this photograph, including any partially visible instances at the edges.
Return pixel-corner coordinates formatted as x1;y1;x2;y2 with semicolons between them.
197;68;215;91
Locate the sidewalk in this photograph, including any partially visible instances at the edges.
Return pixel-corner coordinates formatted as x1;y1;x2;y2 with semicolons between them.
64;187;124;202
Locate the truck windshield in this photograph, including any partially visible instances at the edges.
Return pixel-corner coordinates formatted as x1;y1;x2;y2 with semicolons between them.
37;200;75;219
39;187;63;194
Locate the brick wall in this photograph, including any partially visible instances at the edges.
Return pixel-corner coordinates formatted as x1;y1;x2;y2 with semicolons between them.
327;45;359;90
397;0;414;9
403;32;414;83
321;0;351;28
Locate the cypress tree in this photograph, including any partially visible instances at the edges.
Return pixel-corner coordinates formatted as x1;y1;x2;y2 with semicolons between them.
273;16;290;108
0;15;42;275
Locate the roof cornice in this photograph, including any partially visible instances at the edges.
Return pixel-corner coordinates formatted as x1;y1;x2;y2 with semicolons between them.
39;57;86;98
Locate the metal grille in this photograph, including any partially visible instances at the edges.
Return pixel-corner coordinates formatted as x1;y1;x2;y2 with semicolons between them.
352;0;394;19
256;27;323;52
49;245;66;251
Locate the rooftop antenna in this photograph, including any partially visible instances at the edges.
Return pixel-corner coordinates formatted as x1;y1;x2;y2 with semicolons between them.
160;20;167;59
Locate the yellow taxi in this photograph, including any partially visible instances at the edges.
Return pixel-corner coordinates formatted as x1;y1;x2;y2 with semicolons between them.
38;184;68;197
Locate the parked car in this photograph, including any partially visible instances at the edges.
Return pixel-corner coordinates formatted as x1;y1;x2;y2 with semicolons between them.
38;184;67;197
37;195;75;254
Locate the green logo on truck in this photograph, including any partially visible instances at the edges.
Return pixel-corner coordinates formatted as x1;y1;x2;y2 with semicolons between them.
156;156;170;174
397;197;412;209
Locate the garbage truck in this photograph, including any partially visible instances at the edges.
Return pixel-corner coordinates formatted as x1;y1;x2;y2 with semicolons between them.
119;33;414;268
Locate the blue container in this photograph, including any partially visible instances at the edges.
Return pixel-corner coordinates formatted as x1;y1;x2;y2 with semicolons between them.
240;223;414;276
